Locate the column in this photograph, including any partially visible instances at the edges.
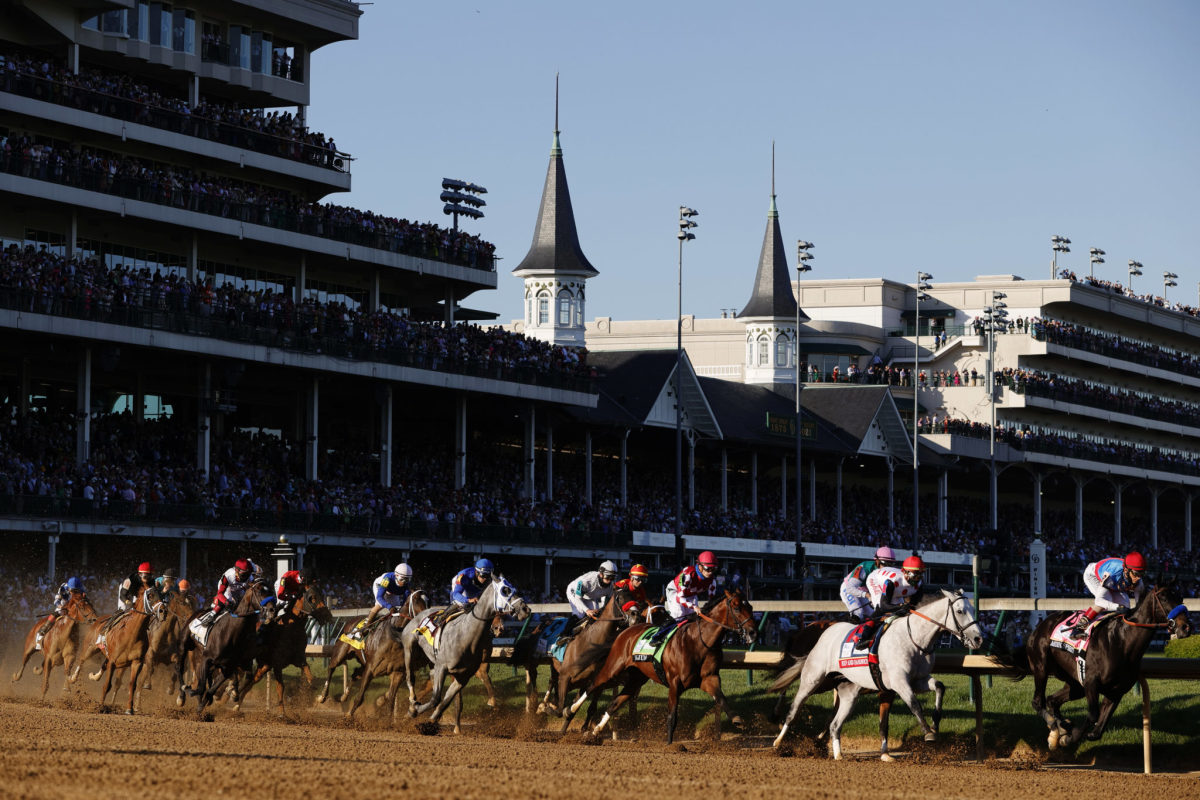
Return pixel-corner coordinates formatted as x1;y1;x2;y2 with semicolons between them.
179;538;188;580
1150;486;1160;549
67;210;77;258
273;536;296;581
445;285;456;326
523;405;536;501
545;420;554;502
18;356;30;415
197;364;211;481
781;455;788;516
188;232;199;283
835;458;844;529
720;447;728;512
295;545;307;570
47;531;60;582
75;347;92;465
188;74;200;106
370;270;381;312
295;253;306;305
1075;476;1085;541
887;458;895;528
938;468;948;534
687;435;695;510
584;430;593;505
1113;482;1123;546
750;452;758;515
544;558;553;599
1032;472;1043;536
305;377;319;481
380;384;393;488
454;394;466;491
809;466;816;522
619;430;629;507
67;43;79;74
1185;495;1193;552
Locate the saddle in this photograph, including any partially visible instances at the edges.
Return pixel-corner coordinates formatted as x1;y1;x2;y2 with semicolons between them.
338;614;388;650
416;607;465;650
1051;610;1115;654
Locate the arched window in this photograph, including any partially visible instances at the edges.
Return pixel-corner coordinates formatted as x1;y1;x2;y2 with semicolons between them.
558;293;572;325
576;293;585;326
537;295;549;325
775;335;789;367
757;335;770;366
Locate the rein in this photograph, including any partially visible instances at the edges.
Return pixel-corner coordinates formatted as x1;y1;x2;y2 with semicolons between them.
695;594;752;649
906;595;977;653
1120;588;1183;629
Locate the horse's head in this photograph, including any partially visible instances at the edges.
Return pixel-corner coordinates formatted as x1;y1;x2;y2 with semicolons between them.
301;582;335;625
706;588;757;645
490;612;505;637
238;579;274;618
1151;578;1192;640
403;589;431;623
142;586;168;621
491;575;531;621
67;591;99;624
609;587;643;628
939;588;985;649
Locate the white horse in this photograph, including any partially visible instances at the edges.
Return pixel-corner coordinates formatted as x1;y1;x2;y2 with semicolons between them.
773;588;984;760
402;575;530;733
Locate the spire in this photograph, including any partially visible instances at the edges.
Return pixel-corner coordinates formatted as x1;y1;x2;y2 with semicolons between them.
513;74;597;278
738;145;806;320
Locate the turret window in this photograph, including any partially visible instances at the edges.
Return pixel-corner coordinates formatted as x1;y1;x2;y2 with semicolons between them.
757;335;770;366
776;336;789;367
558;294;571;325
538;296;549;325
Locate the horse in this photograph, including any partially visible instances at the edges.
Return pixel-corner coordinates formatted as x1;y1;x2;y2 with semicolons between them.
402;575;531;733
567;588;757;744
772;589;984;760
321;590;429;706
68;585;164;714
143;589;197;694
175;580;274;717
1012;577;1192;750
11;592;100;697
238;581;335;713
537;586;644;728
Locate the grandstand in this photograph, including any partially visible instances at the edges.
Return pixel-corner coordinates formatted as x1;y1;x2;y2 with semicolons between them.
1;3;1195;619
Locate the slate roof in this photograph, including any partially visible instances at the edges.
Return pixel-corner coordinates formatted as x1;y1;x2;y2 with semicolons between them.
738;195;809;321
512;130;598;278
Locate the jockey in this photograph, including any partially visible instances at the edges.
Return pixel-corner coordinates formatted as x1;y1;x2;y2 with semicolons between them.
274;567;313;613
613;564;651;612
357;563;413;630
857;555;925;646
451;558;494;608
117;563;155;612
566;560;618;624
211;557;263;614
1068;552;1147;639
648;551;719;646
36;577;85;640
155;567;179;597
840;546;898;621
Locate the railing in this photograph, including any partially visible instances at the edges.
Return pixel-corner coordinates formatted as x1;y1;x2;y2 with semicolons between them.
1;70;337;171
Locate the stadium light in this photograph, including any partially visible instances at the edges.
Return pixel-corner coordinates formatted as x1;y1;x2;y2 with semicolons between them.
675;205;698;569
440;178;487;230
986;290;1009;532
1163;271;1178;300
1051;235;1071;280
913;270;933;555
795;239;814;572
1088;247;1105;280
1127;260;1143;292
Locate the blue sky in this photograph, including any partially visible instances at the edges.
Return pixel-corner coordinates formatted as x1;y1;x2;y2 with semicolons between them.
308;1;1199;324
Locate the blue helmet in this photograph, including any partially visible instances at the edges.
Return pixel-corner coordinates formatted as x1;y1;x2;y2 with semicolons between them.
66;576;84;592
474;558;494;576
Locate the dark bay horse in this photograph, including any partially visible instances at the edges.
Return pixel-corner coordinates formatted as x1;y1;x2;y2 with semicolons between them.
175;580;274;716
320;590;429;706
144;589;197;694
538;587;643;728
1014;578;1191;750
568;588;757;743
69;586;163;714
239;581;334;713
12;592;99;697
343;590;432;719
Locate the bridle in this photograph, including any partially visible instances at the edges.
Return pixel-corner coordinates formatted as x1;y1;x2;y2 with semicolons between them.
696;593;755;648
1120;585;1189;635
906;593;980;654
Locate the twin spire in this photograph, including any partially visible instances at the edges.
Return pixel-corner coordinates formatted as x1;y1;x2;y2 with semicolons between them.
738;142;809;322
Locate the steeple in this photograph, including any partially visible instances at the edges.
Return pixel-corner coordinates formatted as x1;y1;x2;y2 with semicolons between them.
738;144;806;321
513;76;596;348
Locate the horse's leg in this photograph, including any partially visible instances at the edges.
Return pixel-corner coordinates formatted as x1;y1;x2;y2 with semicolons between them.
523;662;538;714
1045;682;1083;748
664;683;682;744
427;675;465;726
318;643;348;703
39;649;55;698
99;659;117;707
345;664;376;718
773;668;828;747
878;689;896;761
699;671;742;732
414;665;447;716
928;680;944;734
1086;691;1122;742
591;672;647;738
474;661;498;709
453;691;463;734
272;666;286;714
12;628;40;682
828;681;863;760
893;676;936;742
126;659;144;715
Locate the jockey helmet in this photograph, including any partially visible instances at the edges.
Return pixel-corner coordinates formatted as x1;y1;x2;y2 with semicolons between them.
1124;552;1146;573
874;546;897;563
598;560;618;580
394;563;413;581
138;562;152;574
163;567;178;579
66;576;84;592
177;579;191;592
234;558;251;572
629;564;650;579
697;551;718;568
299;567;316;583
902;555;925;574
474;558;494;576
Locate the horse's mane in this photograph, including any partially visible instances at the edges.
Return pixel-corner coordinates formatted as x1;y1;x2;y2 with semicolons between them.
700;587;742;615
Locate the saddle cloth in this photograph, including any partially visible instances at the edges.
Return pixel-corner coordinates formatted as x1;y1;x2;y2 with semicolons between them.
631;622;681;662
416;608;464;651
1049;611;1109;654
535;616;572;660
187;616;212;648
840;618;894;669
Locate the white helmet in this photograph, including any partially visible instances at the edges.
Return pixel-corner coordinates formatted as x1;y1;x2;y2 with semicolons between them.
394;563;413;581
599;560;618;578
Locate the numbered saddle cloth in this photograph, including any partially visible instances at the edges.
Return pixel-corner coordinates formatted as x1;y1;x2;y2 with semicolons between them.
1049;611;1110;654
187;615;213;648
535;616;573;660
631;623;681;663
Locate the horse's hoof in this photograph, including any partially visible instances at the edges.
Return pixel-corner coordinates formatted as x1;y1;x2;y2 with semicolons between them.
125;709;134;716
88;671;102;681
881;753;895;762
486;699;497;709
176;696;184;708
33;667;43;675
416;721;440;736
924;732;937;742
730;715;744;729
1047;730;1059;750
1086;730;1102;742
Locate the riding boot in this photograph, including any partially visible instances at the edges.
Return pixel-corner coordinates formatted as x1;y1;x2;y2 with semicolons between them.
1068;608;1098;640
647;620;675;648
856;618;878;648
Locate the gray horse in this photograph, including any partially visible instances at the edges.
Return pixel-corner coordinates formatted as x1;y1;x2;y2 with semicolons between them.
402;575;530;733
772;589;984;760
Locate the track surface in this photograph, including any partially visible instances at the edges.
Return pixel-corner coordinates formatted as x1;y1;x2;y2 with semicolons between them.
3;681;1197;800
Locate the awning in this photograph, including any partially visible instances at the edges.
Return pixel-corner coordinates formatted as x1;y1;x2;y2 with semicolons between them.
900;309;955;319
800;343;871;355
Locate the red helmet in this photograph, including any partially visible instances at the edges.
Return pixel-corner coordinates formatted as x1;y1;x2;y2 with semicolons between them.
697;551;718;568
234;558;250;572
1124;552;1146;572
138;562;152;573
902;555;925;572
629;564;649;578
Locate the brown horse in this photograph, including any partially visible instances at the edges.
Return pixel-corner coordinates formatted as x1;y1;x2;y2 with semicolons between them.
317;590;429;705
12;592;99;696
568;588;757;743
69;586;162;714
143;589;197;694
539;587;644;726
238;581;334;713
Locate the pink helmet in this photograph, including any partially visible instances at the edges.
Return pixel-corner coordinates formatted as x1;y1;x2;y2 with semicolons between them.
697;551;718;568
874;546;896;562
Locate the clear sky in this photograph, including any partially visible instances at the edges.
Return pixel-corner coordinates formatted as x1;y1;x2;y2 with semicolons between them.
308;1;1199;324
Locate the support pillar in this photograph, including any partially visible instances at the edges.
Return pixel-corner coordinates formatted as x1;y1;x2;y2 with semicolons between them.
750;452;758;515
272;535;296;582
19;356;30;415
620;430;629;507
75;347;92;465
939;468;948;534
197;363;211;482
523;405;536;501
1075;476;1085;541
305;377;319;481
67;210;77;258
781;456;788;517
454;394;466;491
1185;495;1193;552
179;538;188;580
809;466;816;522
585;430;593;506
295;253;306;305
544;558;553;599
1114;482;1123;546
380;384;393;488
1032;472;1043;536
296;545;306;570
720;448;728;512
188;232;199;283
545;420;554;502
687;435;695;510
134;373;145;424
47;532;60;582
836;458;844;529
887;458;895;528
1150;486;1160;549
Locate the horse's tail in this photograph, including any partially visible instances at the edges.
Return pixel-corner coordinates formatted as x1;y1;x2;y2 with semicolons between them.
1001;642;1030;681
768;653;808;693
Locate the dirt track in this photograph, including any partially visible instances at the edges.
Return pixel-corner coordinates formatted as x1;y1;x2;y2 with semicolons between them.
3;678;1198;800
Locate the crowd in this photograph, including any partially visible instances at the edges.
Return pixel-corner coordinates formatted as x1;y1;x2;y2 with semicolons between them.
0;245;589;388
1029;316;1200;379
1;49;334;170
1060;270;1200;321
0;130;495;272
1000;369;1200;428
